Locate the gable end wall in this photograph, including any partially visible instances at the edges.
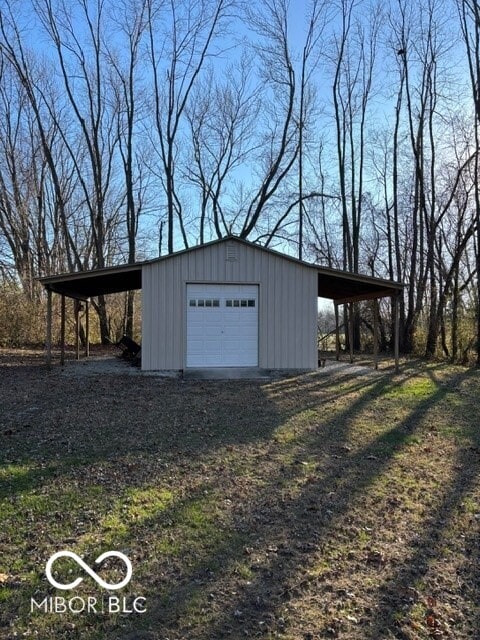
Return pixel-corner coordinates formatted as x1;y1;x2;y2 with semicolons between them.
141;241;318;370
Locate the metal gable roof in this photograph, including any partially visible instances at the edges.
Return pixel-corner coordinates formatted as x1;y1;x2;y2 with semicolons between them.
38;236;404;302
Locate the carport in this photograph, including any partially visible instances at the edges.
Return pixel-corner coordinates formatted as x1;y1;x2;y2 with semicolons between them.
39;263;142;367
315;266;404;371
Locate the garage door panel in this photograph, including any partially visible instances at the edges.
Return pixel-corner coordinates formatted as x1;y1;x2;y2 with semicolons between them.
203;325;223;337
186;284;258;367
223;326;255;339
223;337;257;351
204;337;222;350
188;325;207;336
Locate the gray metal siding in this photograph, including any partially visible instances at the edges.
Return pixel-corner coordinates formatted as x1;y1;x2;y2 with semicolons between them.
141;241;318;370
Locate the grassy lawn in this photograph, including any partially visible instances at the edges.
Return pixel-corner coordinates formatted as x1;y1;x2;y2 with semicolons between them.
0;351;479;639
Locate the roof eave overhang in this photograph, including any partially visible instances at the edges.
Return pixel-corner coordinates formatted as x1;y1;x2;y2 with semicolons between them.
333;289;402;304
316;267;404;303
39;264;143;299
44;285;90;301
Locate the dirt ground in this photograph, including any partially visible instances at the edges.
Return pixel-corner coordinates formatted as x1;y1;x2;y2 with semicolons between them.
0;349;479;640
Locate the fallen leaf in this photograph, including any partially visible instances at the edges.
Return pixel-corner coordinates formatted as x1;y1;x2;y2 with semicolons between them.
426;613;436;628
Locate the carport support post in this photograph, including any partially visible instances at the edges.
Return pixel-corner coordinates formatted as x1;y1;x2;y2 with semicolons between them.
334;302;340;361
373;298;378;370
348;303;354;364
394;293;400;373
85;300;90;358
60;295;66;367
46;288;52;368
75;300;80;361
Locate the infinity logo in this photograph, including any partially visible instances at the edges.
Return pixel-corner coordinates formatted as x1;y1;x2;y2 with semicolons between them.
45;551;132;591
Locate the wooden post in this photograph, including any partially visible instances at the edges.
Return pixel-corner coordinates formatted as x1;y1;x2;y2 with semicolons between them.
85;300;90;358
394;294;400;373
46;288;52;368
348;302;354;364
334;302;340;361
373;298;378;370
60;295;66;367
75;300;80;361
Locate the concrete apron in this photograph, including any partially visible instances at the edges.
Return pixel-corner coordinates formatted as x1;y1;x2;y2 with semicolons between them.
183;367;272;380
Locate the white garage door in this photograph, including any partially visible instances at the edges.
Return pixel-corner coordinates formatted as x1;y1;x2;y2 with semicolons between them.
186;284;258;367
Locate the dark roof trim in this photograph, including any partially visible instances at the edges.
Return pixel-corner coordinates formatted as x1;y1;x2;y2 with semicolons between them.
39;263;142;299
39;261;141;284
333;290;401;305
38;236;404;301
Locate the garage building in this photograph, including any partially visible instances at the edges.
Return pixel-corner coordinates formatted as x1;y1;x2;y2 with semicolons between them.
40;236;404;373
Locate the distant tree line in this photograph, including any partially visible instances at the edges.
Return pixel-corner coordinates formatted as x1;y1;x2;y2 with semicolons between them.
0;0;480;363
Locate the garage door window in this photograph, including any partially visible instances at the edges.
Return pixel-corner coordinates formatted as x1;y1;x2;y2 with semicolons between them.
190;299;220;308
225;299;256;308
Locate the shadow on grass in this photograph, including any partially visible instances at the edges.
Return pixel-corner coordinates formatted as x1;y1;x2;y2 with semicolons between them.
102;363;470;639
0;373;283;499
1;354;478;639
167;369;450;639
0;357;401;501
365;367;480;639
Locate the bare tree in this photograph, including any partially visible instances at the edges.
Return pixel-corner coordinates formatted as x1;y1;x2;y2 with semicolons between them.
185;60;260;243
0;3;85;280
238;0;299;240
146;0;233;254
388;0;455;355
298;0;327;259
457;0;480;366
33;0;123;341
106;0;148;335
330;0;381;350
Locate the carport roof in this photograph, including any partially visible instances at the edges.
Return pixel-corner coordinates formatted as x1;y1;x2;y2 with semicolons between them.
38;236;404;302
39;262;143;299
